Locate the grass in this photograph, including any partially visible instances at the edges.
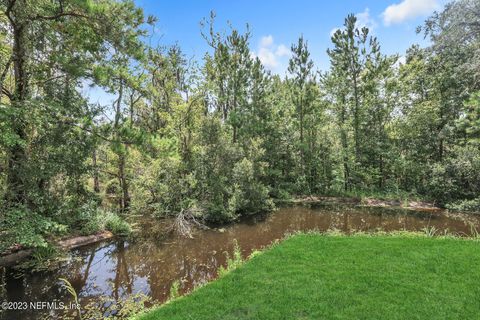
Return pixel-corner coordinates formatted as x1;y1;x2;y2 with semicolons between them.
139;234;480;320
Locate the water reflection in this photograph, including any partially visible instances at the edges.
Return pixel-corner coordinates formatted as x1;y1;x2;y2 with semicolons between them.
1;204;479;319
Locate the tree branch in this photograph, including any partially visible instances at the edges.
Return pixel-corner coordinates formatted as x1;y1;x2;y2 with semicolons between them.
0;55;13;101
29;11;89;21
4;0;18;26
1;87;13;101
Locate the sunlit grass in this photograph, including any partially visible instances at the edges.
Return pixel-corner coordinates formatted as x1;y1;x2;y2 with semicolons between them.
139;234;480;320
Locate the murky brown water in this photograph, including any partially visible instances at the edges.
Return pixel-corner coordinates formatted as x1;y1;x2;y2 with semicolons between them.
1;204;479;319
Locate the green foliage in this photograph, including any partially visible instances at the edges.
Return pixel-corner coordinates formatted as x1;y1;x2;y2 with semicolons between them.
0;201;129;255
31;245;59;262
104;212;131;236
446;198;480;213
192;123;274;222
75;200;105;235
218;239;243;277
61;200;130;236
59;278;82;320
459;91;480;145
169;280;181;300
131;156;197;217
427;146;480;204
228;142;274;215
0;207;66;253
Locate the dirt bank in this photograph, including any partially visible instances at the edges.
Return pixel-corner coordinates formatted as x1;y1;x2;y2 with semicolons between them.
285;196;442;212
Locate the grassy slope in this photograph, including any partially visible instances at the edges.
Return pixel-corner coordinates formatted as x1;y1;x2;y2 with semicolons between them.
139;234;480;320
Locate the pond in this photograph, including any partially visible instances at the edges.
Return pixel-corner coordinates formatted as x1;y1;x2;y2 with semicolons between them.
1;204;479;319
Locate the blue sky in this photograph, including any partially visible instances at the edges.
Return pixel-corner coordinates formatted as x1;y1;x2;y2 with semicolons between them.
136;0;447;74
86;0;447;105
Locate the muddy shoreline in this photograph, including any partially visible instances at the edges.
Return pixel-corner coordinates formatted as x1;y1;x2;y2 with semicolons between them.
281;196;441;212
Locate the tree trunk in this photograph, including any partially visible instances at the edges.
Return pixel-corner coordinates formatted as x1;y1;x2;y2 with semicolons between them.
6;143;26;203
379;154;384;189
340;97;350;192
118;152;130;211
6;15;28;204
92;149;100;193
232;125;237;143
352;74;360;163
341;132;350;192
113;79;130;211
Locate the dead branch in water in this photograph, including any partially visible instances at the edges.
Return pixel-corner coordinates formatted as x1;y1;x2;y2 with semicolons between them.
170;207;209;238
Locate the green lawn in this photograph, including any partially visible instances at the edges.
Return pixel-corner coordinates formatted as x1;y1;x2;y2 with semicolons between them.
139;234;480;320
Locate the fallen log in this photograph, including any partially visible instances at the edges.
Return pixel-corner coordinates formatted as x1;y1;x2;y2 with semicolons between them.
57;230;114;250
0;249;33;267
0;230;114;267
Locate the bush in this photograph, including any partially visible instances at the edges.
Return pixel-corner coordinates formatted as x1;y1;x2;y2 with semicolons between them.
131;157;197;217
75;201;131;236
228;157;274;215
195;135;274;222
131;120;276;224
446;198;480;213
0;206;67;253
427;146;480;205
76;200;104;235
81;218;103;236
104;212;131;235
193;118;242;222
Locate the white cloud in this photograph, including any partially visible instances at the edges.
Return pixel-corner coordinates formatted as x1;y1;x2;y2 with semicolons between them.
252;35;290;73
275;44;291;57
382;0;439;26
257;47;278;68
329;8;377;39
260;35;274;47
356;8;377;31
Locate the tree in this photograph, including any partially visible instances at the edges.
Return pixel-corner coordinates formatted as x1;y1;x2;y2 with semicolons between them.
287;36;319;191
461;92;480;146
420;0;480;86
202;12;252;143
0;0;148;210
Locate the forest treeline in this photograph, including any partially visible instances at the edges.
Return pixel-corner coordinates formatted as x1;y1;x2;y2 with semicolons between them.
0;0;479;251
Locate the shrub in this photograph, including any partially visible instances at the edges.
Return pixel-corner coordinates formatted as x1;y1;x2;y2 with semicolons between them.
169;280;181;300
0;206;67;253
427;146;480;205
104;212;131;235
446;198;480;213
71;201;131;236
218;239;243;277
131;157;198;217
76;200;104;235
131;120;276;224
228;157;274;215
